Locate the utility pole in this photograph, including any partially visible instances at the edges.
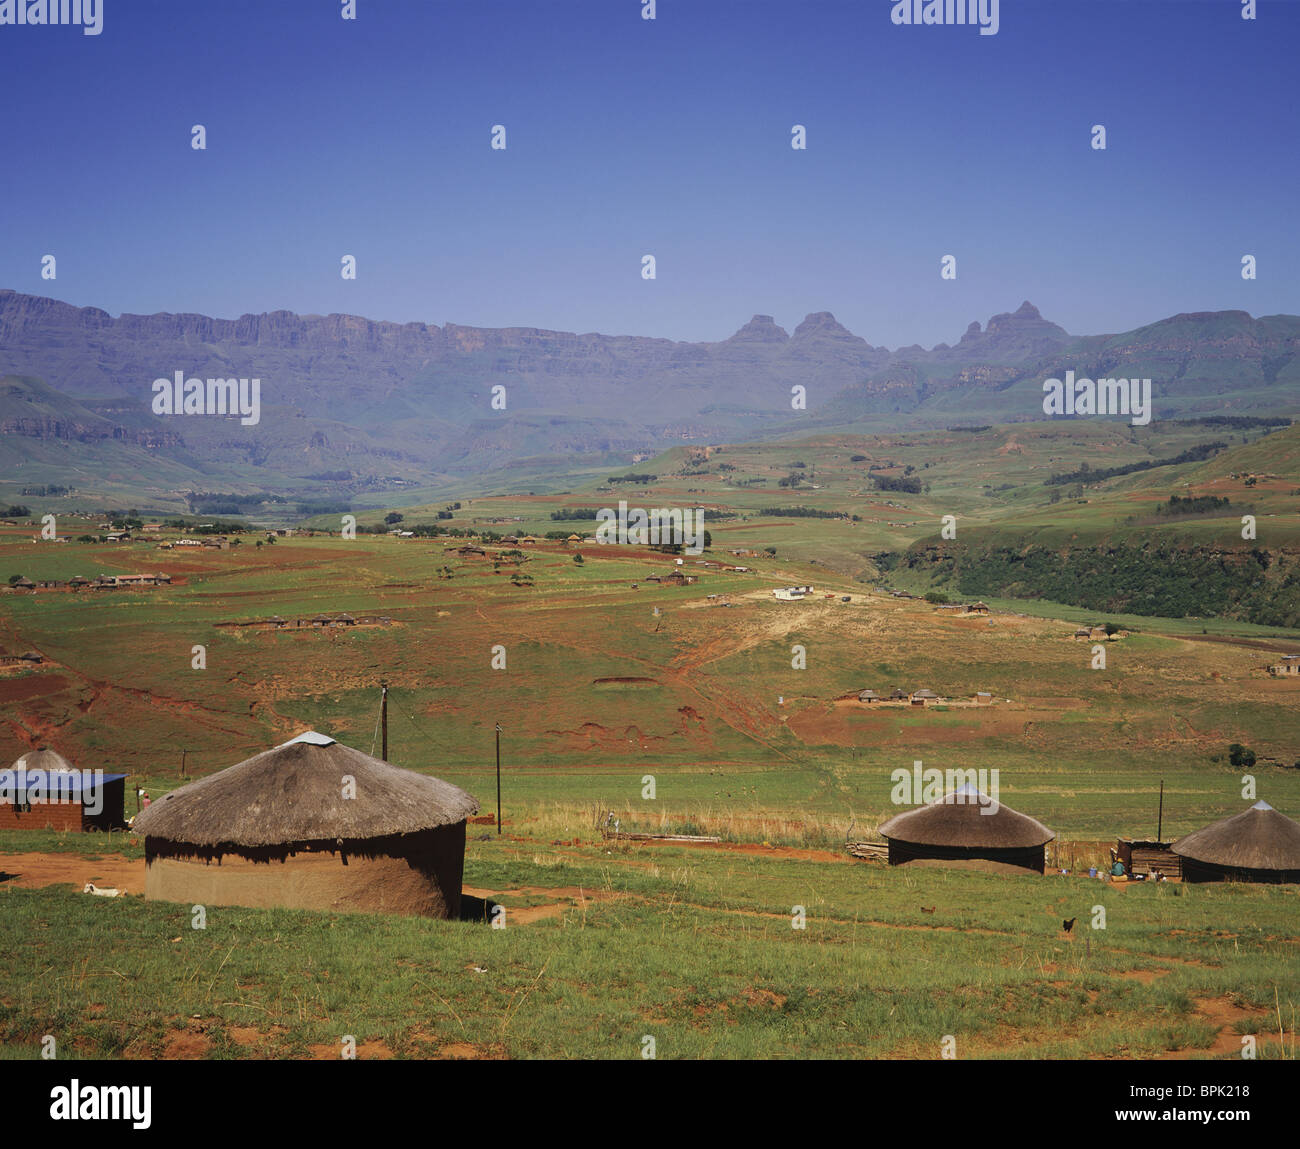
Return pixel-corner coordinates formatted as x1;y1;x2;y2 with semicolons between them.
381;682;388;762
495;723;502;835
181;748;187;779
1157;778;1164;842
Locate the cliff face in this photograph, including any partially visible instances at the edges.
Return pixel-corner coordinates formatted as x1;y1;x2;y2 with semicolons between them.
0;376;182;448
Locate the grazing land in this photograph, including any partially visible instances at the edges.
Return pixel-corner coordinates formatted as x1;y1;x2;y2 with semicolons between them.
2;419;1298;1059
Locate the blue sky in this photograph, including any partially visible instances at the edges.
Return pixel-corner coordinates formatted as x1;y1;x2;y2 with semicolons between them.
1;0;1295;347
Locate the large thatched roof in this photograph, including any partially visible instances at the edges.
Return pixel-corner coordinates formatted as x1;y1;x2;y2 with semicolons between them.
878;783;1055;848
11;748;74;773
1171;801;1300;871
133;732;479;848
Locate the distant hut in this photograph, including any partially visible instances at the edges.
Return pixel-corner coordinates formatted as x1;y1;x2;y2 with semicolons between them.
1171;801;1300;884
910;688;939;707
889;687;907;701
11;748;75;774
132;732;480;917
858;689;881;703
878;784;1055;874
3;749;127;832
966;602;990;614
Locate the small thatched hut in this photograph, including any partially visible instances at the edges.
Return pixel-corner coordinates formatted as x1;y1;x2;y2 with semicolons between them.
11;748;75;774
133;732;479;917
1171;801;1300;884
878;783;1055;874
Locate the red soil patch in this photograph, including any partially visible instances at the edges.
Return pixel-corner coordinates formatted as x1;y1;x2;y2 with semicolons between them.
0;851;145;893
308;1039;393;1060
463;883;621;925
0;674;70;704
1164;996;1265;1060
162;1027;212;1060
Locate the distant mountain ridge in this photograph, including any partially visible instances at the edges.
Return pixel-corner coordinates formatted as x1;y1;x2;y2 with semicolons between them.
1;289;1296;493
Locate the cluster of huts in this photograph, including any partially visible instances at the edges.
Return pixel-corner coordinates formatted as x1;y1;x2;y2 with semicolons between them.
857;687;993;707
643;570;697;586
5;735;1300;921
215;613;393;631
0;650;45;670
1072;625;1122;641
7;573;173;592
868;786;1300;883
159;537;229;550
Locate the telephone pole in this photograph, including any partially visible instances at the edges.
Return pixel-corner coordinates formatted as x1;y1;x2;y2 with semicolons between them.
495;723;502;835
381;682;388;762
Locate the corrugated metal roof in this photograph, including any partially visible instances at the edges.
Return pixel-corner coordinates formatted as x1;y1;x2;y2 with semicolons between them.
0;770;127;796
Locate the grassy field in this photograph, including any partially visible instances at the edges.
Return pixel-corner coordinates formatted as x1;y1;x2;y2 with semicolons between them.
2;839;1297;1060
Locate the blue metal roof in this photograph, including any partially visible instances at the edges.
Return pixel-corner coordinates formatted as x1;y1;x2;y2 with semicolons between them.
0;770;127;796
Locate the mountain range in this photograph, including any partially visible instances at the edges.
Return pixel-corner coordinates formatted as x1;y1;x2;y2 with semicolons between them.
1;289;1297;500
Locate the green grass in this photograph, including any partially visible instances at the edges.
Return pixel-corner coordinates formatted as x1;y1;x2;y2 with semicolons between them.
2;843;1295;1059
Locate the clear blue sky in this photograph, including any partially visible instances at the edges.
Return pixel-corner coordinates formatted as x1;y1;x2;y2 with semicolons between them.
1;0;1295;348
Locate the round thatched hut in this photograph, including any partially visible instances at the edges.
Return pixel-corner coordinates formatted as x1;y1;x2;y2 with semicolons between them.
11;748;75;773
1171;800;1300;884
133;732;479;917
877;783;1055;874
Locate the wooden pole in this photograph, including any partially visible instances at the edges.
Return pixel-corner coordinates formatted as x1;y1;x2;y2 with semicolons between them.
381;682;388;762
1157;778;1164;842
181;748;187;779
495;723;502;834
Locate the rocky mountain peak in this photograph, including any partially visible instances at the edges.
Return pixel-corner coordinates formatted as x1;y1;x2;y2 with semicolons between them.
726;315;789;343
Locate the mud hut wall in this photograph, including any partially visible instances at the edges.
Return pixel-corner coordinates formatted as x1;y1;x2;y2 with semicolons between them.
144;823;468;918
887;838;1045;874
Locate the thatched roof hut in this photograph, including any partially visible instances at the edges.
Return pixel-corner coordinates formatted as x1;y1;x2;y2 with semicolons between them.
134;732;479;917
11;748;75;773
1171;801;1300;883
878;783;1055;874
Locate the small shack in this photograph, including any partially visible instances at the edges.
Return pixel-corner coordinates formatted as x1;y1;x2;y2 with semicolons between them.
878;784;1055;874
2;750;127;832
1171;800;1300;884
1115;838;1182;880
132;731;480;917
